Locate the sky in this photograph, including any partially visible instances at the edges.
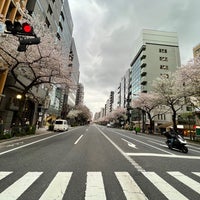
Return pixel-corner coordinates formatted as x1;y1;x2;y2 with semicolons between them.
68;0;200;116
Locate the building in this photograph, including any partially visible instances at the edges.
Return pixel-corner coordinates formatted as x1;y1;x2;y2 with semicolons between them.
0;0;28;99
130;29;181;96
31;0;80;118
130;29;181;129
0;0;81;128
75;83;84;106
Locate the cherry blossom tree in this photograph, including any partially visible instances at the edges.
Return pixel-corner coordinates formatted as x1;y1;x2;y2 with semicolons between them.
152;73;186;131
176;58;200;108
67;105;92;126
132;93;162;133
0;14;74;125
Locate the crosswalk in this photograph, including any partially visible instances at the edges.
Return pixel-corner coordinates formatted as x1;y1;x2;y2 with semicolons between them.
0;171;199;200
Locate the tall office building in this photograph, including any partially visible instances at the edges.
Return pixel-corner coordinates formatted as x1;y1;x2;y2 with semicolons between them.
31;0;80;115
129;29;181;128
130;29;181;98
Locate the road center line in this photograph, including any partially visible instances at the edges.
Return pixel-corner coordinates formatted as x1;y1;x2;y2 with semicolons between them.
74;135;83;144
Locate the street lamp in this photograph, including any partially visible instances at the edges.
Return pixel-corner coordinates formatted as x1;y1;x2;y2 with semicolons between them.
16;94;22;100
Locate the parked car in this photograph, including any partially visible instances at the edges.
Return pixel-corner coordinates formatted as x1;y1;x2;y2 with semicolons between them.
107;123;111;128
54;119;69;132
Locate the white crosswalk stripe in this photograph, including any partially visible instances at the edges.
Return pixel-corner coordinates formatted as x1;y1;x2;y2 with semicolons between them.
0;172;43;200
0;171;12;181
193;172;200;177
142;171;188;200
85;172;106;200
0;171;200;199
168;171;200;195
115;172;148;200
39;172;72;200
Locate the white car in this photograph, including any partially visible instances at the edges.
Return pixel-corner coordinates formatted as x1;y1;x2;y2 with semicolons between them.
107;123;111;128
54;119;69;132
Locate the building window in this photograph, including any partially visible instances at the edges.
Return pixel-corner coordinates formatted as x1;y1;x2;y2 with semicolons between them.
60;11;65;21
160;73;169;78
59;22;63;31
47;4;53;15
159;48;167;53
56;32;61;40
160;57;168;61
160;65;168;70
45;17;50;28
158;114;166;120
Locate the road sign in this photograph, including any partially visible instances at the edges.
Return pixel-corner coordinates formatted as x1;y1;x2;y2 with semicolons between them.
0;22;5;33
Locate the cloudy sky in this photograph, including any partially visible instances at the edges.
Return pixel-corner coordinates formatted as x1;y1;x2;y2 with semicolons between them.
68;0;200;115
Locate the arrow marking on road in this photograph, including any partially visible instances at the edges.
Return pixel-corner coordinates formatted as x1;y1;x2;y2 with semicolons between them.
121;138;137;149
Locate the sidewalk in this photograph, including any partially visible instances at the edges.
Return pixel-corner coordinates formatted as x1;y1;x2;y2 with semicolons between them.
35;126;51;135
0;126;51;145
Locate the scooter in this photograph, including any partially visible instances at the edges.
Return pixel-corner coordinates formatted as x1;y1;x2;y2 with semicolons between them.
164;132;188;153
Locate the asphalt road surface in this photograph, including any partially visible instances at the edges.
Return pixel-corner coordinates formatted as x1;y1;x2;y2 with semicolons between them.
0;124;200;200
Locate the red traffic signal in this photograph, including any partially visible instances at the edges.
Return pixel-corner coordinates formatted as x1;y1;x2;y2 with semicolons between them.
5;20;34;36
22;23;33;34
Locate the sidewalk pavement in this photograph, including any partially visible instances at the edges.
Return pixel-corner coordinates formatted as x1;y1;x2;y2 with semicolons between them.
35;126;51;135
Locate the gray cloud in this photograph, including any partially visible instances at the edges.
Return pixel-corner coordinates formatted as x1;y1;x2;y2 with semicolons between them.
69;0;200;115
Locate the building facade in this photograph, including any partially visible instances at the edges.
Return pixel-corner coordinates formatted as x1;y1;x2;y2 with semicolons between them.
32;0;80;118
130;29;181;128
130;29;181;96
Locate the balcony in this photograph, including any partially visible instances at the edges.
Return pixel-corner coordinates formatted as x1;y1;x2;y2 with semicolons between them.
141;68;147;76
141;77;147;85
141;85;147;93
140;60;146;68
140;54;146;60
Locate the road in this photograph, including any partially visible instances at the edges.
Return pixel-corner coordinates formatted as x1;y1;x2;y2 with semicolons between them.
0;124;200;200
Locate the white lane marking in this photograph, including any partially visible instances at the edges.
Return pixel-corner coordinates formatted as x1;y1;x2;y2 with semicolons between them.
142;172;188;200
0;172;12;181
121;138;137;149
74;134;83;144
168;171;200;195
110;130;175;155
125;153;200;159
85;172;106;200
0;131;69;156
39;172;72;200
149;140;200;153
0;172;43;200
97;126;145;172
115;172;148;200
148;140;167;147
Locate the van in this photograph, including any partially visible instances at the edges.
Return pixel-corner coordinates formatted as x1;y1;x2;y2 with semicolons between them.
54;119;69;132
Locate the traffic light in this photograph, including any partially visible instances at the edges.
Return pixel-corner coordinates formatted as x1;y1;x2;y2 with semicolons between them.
17;37;41;52
5;20;34;36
